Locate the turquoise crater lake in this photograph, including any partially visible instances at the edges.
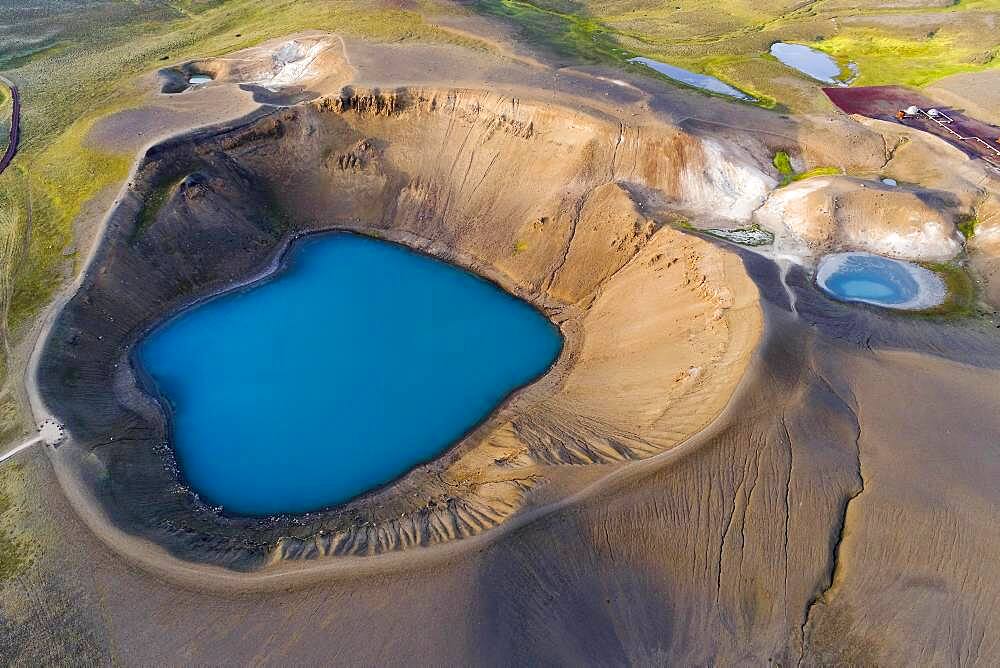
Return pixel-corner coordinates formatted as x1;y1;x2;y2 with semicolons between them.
137;233;563;516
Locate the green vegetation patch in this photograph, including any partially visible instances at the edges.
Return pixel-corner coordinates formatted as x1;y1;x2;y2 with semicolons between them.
475;0;628;65
773;150;794;179
3;126;132;331
795;166;841;181
958;217;978;240
810;28;1000;89
917;261;979;318
474;0;764;105
132;176;183;243
0;525;29;582
0;463;37;583
698;55;778;109
773;151;841;187
0;42;73;72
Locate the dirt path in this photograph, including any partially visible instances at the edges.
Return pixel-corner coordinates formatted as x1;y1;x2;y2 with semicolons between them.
0;75;20;176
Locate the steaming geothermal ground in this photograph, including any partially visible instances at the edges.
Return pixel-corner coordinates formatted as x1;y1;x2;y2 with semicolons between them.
2;18;1000;667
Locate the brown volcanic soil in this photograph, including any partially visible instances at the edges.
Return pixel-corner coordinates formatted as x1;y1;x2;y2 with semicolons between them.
5;31;1000;666
929;70;1000;127
755;175;964;261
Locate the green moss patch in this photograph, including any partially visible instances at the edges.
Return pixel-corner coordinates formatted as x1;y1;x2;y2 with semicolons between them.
917;261;978;317
0;464;36;583
958;217;978;240
773;150;840;186
773;150;794;179
132;176;185;243
810;28;1000;89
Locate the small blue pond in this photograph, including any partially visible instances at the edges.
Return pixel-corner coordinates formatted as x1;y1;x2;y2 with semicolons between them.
769;43;855;86
628;57;754;101
816;252;946;310
137;233;563;516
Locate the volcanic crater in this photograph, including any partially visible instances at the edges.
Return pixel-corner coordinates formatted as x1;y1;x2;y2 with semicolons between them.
36;84;765;571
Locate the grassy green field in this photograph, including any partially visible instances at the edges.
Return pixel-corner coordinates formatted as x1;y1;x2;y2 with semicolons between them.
475;0;1000;110
0;462;35;582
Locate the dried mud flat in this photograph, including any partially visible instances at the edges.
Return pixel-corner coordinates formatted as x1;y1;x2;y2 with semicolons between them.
4;32;1000;665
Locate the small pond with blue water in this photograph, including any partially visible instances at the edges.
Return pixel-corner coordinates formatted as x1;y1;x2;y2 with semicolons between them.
816;252;946;310
769;43;856;85
628;57;754;101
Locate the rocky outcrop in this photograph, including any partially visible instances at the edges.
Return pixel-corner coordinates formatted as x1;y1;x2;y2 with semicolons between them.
755;176;964;262
158;34;351;104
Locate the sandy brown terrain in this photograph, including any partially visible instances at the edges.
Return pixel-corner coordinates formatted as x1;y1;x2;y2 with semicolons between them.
3;25;1000;666
929;70;1000;127
756;175;964;261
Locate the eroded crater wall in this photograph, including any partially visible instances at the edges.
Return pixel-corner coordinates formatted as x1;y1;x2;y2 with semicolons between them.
37;87;762;570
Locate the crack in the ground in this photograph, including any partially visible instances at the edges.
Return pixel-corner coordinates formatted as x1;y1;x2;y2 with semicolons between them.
541;190;588;293
543;128;625;294
781;415;794;635
880;133;908;170
796;379;866;667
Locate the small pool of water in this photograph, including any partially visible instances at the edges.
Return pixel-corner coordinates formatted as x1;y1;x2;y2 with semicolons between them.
628;57;754;101
816;252;946;310
137;233;563;516
187;75;213;85
769;43;856;86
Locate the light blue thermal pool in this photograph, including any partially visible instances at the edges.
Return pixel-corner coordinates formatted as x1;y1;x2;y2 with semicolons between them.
137;233;563;516
815;252;946;310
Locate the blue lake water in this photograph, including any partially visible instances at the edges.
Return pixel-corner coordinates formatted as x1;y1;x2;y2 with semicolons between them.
137;233;563;516
769;42;857;86
815;252;946;310
628;57;754;101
